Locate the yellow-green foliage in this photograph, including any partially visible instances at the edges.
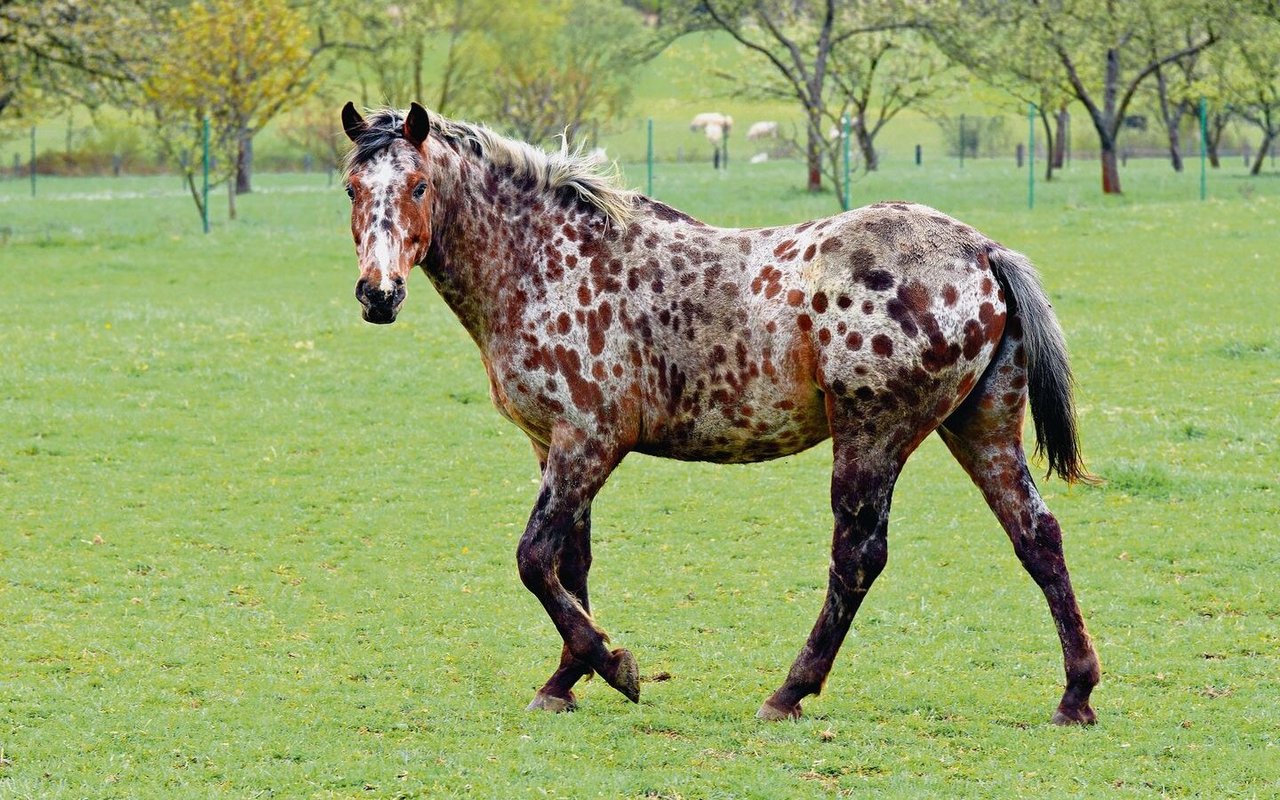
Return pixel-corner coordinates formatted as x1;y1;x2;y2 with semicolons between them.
141;0;313;172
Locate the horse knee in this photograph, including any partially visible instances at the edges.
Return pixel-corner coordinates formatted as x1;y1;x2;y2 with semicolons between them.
831;531;888;593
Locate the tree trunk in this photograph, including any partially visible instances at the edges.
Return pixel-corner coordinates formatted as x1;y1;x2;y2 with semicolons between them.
185;171;205;223
1053;107;1068;168
1040;109;1057;181
1208;114;1227;168
1167;128;1184;172
236;134;252;195
1100;141;1122;194
806;123;823;192
1251;132;1276;175
1153;66;1184;173
854;120;878;171
228;177;237;220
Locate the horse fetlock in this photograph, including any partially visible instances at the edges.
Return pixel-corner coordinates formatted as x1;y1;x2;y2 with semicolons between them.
601;647;640;703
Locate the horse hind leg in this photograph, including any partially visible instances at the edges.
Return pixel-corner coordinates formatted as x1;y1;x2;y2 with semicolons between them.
759;404;903;720
938;349;1101;725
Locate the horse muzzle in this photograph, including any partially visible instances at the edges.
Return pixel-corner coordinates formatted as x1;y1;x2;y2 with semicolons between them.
355;275;406;325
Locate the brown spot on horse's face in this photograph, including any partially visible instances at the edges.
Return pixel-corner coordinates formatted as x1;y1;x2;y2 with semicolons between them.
346;141;435;324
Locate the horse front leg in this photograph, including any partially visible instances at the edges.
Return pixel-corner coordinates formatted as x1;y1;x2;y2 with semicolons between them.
526;503;597;712
518;430;637;711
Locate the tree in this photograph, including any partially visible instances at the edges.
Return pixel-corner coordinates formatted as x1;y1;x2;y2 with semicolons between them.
938;0;1218;193
1132;4;1237;173
1027;0;1218;193
824;29;955;173
140;0;314;219
467;0;648;145
0;0;139;123
674;0;923;196
334;0;500;115
1217;13;1280;174
930;4;1074;181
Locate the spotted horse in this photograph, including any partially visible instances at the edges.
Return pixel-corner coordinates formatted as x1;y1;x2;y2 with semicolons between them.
338;102;1101;725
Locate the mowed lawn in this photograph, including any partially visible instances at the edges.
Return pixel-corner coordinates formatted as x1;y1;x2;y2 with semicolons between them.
1;158;1277;798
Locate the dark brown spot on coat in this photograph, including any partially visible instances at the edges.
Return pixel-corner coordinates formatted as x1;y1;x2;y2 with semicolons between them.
862;270;894;291
849;247;875;271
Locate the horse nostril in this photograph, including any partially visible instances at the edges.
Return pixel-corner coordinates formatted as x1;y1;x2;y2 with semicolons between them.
355;278;369;301
392;275;405;289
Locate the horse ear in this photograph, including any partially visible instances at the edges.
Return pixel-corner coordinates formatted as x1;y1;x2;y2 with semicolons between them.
404;102;432;148
341;102;366;142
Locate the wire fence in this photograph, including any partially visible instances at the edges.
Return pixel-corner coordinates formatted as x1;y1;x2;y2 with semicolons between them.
3;108;1276;187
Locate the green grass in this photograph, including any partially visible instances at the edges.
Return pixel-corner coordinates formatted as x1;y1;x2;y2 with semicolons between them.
2;155;1278;798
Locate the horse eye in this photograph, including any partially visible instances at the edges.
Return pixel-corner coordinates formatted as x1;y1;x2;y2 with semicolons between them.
412;182;427;200
345;184;355;200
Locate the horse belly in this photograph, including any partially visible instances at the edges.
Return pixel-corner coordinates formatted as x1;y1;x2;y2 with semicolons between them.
635;361;831;464
698;396;830;462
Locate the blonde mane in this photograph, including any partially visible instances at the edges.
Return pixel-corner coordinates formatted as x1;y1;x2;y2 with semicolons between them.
346;108;638;225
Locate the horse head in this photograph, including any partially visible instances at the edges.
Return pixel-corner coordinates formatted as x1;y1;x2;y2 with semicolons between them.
341;102;435;324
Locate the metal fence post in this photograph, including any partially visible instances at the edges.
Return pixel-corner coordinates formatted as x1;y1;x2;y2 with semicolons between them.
841;114;851;211
646;118;654;197
1199;97;1208;201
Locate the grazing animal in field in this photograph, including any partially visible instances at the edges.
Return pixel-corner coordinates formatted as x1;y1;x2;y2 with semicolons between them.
747;120;779;140
338;102;1101;725
690;111;733;133
691;113;733;169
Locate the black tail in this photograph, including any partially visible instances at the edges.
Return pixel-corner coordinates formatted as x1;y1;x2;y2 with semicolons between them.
988;247;1097;484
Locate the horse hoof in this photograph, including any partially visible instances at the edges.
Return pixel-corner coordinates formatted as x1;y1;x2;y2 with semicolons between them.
757;700;802;721
604;648;641;703
526;690;577;713
1051;705;1097;726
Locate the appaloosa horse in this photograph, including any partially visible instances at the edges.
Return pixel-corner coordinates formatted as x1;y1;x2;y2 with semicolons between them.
338;102;1101;724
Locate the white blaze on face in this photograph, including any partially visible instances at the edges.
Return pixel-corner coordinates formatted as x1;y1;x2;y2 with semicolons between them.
359;149;410;292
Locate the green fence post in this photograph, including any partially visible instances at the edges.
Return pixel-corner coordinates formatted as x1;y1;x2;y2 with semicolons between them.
646;118;654;197
1028;103;1036;210
202;118;210;234
841;114;851;211
1199;97;1208;201
959;113;965;169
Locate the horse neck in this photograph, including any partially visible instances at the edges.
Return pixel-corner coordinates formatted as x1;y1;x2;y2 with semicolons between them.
423;143;617;349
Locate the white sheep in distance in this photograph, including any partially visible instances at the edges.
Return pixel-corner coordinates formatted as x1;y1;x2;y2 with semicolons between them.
689;112;733;133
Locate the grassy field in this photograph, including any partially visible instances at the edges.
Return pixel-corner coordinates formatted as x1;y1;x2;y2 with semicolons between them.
2;152;1278;799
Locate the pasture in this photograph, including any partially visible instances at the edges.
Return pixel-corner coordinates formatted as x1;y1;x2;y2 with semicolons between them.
2;157;1278;798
